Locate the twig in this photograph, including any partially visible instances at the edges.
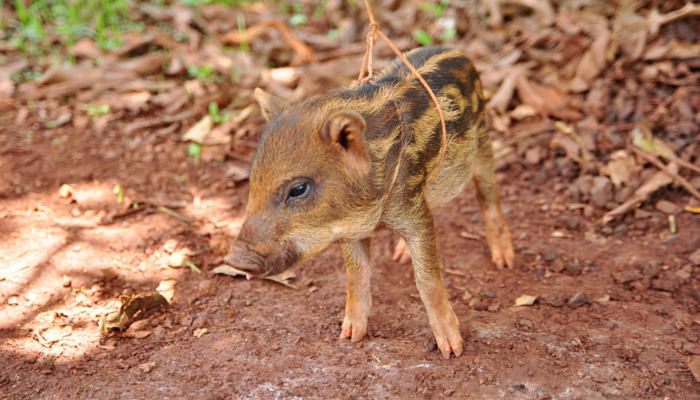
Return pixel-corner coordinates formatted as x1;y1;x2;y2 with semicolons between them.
221;20;313;64
631;146;700;201
357;0;449;188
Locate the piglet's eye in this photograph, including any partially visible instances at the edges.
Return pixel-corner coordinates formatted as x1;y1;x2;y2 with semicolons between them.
287;182;310;201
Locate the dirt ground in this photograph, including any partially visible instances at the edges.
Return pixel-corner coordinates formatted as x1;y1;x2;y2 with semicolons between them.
1;102;699;400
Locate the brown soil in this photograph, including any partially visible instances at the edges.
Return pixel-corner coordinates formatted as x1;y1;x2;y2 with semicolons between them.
1;106;699;400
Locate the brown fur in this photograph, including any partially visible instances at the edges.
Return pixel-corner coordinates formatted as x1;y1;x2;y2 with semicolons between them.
225;47;514;359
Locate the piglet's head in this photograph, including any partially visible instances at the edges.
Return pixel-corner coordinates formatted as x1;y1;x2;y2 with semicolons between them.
224;88;376;277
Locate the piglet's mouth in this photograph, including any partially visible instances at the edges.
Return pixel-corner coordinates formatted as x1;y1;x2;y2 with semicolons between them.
222;253;262;280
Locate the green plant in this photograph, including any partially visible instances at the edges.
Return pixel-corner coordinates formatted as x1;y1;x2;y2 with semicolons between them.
188;142;202;160
208;102;230;125
420;0;450;18
187;64;215;81
10;0;136;53
413;29;433;46
83;104;111;118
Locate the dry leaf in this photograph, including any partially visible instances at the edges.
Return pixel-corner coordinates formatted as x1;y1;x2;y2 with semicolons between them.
100;291;168;335
193;328;208;337
516;76;581;120
124;330;152;339
689;356;700;383
602;163;678;224
515;295;538;306
35;325;72;347
571;24;610;92
182;115;213;143
631;126;675;159
213;264;297;289
156;279;176;304
600;150;638;187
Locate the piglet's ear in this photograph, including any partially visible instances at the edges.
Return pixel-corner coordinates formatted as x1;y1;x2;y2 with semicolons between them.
321;111;369;173
254;88;287;121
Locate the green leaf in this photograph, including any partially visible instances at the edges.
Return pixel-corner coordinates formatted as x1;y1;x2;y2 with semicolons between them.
413;30;433;46
188;142;202;160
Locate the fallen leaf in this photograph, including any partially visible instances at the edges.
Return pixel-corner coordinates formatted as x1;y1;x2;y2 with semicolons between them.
571;23;610;92
631;125;675;159
602;163;678;224
156;279;176;304
689;356;700;383
515;295;538;306
100;291;168;335
138;361;156;373
182;115;213;144
516;76;581;120
600;150;638;187
213;264;297;289
124;330;152;339
167;251;187;268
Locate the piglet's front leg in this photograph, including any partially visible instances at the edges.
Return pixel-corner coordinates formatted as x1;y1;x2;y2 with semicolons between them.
339;238;372;342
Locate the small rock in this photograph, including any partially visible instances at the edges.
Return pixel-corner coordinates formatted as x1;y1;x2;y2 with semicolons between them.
542;250;558;262
197;279;216;297
560;215;580;230
61;276;72;288
540;295;565;307
612;269;643;284
691;177;700;190
7;296;19;306
482;290;497;299
525;147;543;165
549;259;565;273
613;223;627;237
163;239;178;253
487;303;501;312
650;278;679;292
191;312;208;330
513;383;526;391
138;361;156;373
689;249;700;266
566;260;582;276
567;292;589;308
655;200;680;214
516;318;534;330
470;299;488;311
590;176;613;208
675;265;692;281
574;175;594;197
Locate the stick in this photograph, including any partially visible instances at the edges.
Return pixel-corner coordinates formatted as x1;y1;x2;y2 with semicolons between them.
631;146;700;201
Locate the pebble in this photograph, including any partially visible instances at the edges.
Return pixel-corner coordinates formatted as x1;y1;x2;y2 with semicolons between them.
613;223;627;237
549;259;565;273
540;295;565;307
650;278;679;292
542;250;558;262
567;292;589;308
689;249;700;266
691;176;700;190
487;303;501;312
590;176;613;208
516;318;534;331
566;260;582;275
560;215;580;230
655;200;680;214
